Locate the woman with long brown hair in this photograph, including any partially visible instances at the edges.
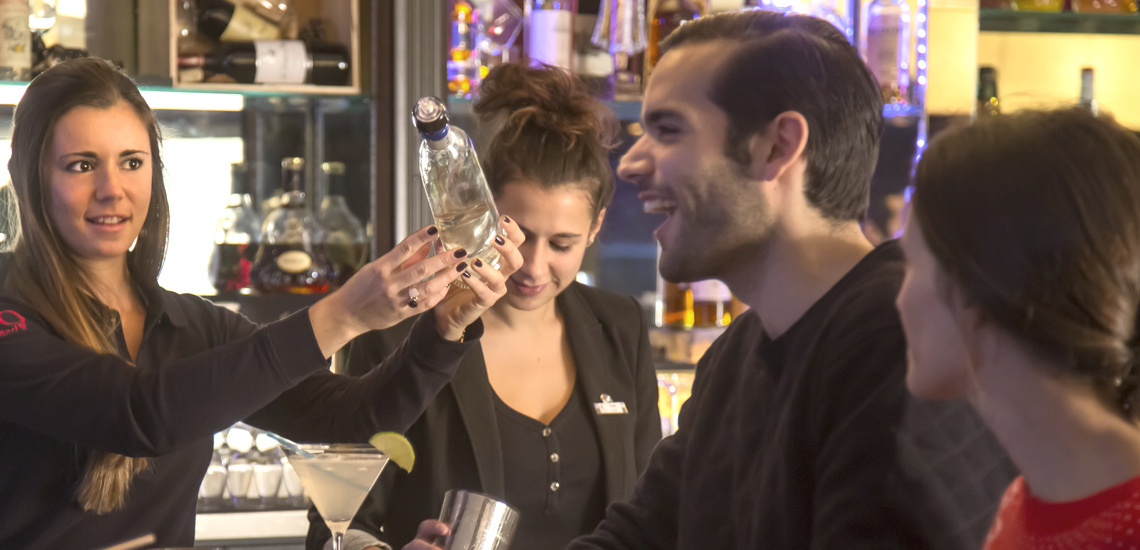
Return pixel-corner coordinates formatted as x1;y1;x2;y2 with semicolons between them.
307;64;661;550
0;56;523;548
897;108;1140;548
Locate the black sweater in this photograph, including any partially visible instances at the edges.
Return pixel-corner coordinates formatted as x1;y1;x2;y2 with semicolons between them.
569;241;1015;550
0;286;477;548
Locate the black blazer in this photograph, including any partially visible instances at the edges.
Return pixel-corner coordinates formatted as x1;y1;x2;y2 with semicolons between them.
306;282;662;549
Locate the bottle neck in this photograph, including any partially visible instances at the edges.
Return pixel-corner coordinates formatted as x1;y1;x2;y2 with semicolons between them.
281;190;307;208
321;195;349;211
226;192;253;208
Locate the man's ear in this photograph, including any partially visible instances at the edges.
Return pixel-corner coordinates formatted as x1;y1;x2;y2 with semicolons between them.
749;111;809;182
587;207;607;247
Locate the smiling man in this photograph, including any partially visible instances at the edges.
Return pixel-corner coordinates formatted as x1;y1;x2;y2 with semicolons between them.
568;10;1013;550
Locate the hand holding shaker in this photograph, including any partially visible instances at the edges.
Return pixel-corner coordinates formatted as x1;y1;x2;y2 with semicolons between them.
435;490;519;550
414;96;505;274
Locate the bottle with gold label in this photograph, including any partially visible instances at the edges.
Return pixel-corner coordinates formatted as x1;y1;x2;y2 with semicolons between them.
645;0;700;84
657;279;693;328
251;157;335;295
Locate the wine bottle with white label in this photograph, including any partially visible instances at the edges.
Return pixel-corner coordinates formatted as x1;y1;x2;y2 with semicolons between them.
178;40;351;85
525;0;576;71
251;157;335;295
198;0;281;42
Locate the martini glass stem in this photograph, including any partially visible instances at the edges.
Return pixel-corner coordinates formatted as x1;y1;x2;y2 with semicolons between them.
333;530;345;550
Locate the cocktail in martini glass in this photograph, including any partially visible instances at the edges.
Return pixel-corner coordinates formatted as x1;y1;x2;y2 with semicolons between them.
283;443;388;550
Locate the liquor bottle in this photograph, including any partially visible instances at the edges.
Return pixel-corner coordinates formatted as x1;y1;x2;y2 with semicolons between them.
198;0;281;42
250;157;336;295
413;96;504;272
0;0;32;81
977;66;1000;117
448;0;479;97
526;0;576;71
658;279;693;328
1010;0;1062;10
859;0;911;105
208;163;262;293
317;162;368;288
1071;0;1136;12
645;0;699;83
1079;67;1098;115
178;41;351;85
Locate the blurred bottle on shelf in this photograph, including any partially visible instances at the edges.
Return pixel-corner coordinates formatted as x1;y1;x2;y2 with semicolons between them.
809;0;852;43
198;0;282;42
178;40;350;85
472;0;525;71
658;279;692;328
658;275;739;329
690;279;733;327
1079;67;1097;115
645;0;700;84
251;157;336;295
208;163;262;294
976;66;1000;117
1070;0;1136;12
1010;0;1062;10
235;0;293;26
0;0;32;81
318;162;368;288
591;0;649;98
449;0;480;96
526;0;577;70
859;0;911;106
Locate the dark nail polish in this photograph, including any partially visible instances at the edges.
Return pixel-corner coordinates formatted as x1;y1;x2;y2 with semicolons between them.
463;271;472;278
474;259;483;268
495;235;505;246
456;262;468;272
454;249;467;258
427;226;438;235
503;215;512;224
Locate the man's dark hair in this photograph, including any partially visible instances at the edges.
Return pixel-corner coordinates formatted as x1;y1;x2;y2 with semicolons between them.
661;11;884;222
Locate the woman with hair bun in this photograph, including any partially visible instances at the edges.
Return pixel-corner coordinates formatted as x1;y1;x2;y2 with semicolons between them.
307;64;661;550
897;108;1140;548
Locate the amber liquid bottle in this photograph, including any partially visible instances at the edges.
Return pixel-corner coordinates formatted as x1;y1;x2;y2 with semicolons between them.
250;157;335;294
644;0;699;83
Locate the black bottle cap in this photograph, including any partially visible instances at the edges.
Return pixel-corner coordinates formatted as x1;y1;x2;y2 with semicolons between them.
413;96;450;139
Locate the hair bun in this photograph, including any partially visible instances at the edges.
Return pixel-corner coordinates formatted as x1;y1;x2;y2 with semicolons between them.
473;64;618;151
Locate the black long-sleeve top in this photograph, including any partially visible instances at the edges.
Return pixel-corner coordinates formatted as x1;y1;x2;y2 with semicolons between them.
569;241;1015;550
0;285;479;548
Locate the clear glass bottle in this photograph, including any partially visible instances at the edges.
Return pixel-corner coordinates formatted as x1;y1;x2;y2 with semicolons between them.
414;96;503;272
318;161;368;288
0;0;32;81
525;0;576;70
859;0;911;106
250;157;336;295
208;163;261;294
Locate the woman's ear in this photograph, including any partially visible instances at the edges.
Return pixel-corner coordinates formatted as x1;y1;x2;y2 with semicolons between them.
587;207;607;247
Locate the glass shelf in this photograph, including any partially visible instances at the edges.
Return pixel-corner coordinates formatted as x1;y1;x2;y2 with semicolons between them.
0;79;370;111
980;9;1140;35
450;96;923;122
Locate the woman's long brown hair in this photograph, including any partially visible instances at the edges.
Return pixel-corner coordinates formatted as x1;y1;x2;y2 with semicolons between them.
4;57;170;513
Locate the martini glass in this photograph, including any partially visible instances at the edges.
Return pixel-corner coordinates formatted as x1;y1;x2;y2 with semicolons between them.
281;443;389;550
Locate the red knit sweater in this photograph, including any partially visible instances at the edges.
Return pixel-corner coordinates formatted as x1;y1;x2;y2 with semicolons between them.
984;475;1140;550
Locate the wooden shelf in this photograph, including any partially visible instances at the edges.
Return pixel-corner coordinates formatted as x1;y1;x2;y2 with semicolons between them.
980;9;1140;35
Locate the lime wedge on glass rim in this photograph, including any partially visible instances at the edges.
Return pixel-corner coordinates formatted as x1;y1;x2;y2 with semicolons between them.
368;432;415;473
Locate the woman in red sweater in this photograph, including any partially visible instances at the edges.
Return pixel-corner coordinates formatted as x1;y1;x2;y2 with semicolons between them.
896;107;1140;549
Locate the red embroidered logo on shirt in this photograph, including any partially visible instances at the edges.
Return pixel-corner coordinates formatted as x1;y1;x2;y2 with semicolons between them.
0;310;27;337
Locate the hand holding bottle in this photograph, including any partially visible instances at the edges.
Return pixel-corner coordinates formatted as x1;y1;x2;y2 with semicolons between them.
432;216;525;341
306;225;471;359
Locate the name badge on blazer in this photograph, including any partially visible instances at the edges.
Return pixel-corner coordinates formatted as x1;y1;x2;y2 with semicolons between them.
593;394;629;415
